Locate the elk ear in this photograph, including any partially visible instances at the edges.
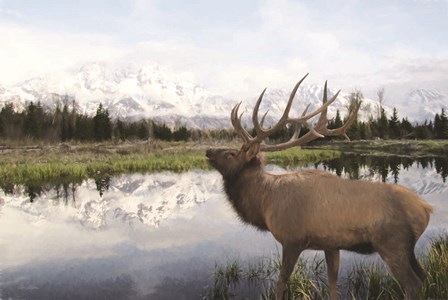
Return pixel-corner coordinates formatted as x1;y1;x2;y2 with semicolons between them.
246;143;260;159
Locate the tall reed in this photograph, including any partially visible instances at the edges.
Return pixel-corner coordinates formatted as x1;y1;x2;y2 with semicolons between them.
206;234;448;300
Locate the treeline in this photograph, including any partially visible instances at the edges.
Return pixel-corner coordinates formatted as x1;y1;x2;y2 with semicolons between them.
0;96;447;143
0;101;195;142
342;106;448;141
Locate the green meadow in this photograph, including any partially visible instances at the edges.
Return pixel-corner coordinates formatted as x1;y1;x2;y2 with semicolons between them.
0;141;340;186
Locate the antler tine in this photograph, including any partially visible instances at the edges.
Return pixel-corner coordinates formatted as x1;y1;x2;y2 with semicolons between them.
252;73;309;142
314;81;337;128
319;100;362;140
260;110;269;127
289;87;340;124
251;87;267;138
290;103;310;140
231;102;253;143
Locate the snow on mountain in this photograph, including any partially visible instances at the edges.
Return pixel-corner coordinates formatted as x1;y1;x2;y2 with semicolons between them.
397;89;448;123
0;62;445;128
0;171;224;230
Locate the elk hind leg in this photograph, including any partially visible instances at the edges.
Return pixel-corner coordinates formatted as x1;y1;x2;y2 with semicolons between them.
324;250;340;300
275;245;302;300
377;246;422;300
409;252;426;281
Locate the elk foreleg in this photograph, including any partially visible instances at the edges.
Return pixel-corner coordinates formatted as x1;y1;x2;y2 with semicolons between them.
325;250;340;300
275;245;303;300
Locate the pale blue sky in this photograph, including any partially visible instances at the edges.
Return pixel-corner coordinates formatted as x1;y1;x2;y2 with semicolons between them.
1;0;447;100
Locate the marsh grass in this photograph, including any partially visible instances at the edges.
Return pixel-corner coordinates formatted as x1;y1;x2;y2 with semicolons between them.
0;141;340;187
421;234;448;299
206;235;448;300
309;139;448;158
265;148;340;166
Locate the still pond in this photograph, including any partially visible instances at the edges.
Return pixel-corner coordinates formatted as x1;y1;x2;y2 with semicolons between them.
1;154;447;299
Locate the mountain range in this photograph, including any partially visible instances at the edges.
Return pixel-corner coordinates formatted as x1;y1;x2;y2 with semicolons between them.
0;62;446;129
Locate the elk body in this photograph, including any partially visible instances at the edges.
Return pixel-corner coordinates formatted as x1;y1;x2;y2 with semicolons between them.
206;74;433;300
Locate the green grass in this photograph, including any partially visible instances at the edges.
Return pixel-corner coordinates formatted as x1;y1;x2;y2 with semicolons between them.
308;139;448;158
0;141;339;187
205;234;448;300
0;142;206;186
266;148;340;166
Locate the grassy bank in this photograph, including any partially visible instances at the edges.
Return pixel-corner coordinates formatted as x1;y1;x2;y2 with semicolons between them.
0;141;340;186
206;234;448;299
2;139;446;187
305;139;448;158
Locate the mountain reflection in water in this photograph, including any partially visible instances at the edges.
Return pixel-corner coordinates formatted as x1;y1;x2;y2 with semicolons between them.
0;155;447;299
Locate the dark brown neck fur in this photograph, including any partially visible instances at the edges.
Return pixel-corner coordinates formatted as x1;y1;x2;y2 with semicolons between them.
222;157;269;231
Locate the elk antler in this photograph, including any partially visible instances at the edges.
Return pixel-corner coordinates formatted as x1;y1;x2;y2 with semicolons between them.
231;74;361;152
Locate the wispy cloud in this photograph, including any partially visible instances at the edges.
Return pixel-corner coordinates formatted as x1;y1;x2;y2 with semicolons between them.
0;0;446;102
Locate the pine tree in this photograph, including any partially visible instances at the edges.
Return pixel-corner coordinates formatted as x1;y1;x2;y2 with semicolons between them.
115;119;126;141
138;121;149;140
328;110;343;129
173;125;190;141
434;112;443;139
377;108;389;139
153;122;172;141
61;103;70;141
440;108;448;139
0;103;22;139
23;101;44;139
93;104;112;141
400;118;413;139
388;107;400;139
75;114;94;141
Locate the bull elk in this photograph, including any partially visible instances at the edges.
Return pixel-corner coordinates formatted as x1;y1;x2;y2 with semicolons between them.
206;74;433;300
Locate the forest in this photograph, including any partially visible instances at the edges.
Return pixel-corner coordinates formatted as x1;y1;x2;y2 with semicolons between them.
0;93;447;144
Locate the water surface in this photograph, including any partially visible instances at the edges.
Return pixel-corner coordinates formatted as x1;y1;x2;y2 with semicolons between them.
1;155;447;299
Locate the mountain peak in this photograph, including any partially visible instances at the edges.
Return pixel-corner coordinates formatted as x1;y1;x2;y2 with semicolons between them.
0;63;445;127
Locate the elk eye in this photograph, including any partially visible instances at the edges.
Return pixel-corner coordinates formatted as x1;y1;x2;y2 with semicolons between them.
226;152;236;159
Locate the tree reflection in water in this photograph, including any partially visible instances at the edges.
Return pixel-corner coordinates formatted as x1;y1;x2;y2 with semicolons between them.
1;155;447;202
320;154;448;183
0;176;111;203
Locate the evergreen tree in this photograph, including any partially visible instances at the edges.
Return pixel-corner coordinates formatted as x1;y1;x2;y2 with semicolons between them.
388;107;400;139
435;108;448;139
153;122;172;141
61;103;71;141
115;119;126;141
137;121;149;140
173;125;190;141
328;110;343;129
0;103;23;139
377;108;389;139
93;104;112;141
23;101;45;139
75;114;94;141
400;118;413;139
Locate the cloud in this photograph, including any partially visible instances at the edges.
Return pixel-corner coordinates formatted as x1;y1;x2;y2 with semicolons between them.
0;24;126;85
0;0;446;105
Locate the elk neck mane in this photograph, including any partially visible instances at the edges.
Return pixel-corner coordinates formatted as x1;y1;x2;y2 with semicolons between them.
222;153;269;231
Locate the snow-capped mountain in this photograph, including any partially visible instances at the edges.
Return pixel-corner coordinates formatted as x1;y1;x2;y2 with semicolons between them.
0;62;445;128
397;89;448;123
